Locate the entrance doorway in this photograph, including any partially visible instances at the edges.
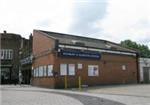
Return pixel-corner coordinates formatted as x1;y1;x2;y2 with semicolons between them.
1;68;11;84
143;67;150;83
22;69;31;84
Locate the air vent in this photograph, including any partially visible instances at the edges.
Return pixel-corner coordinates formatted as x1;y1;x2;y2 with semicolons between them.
75;42;85;46
72;40;77;44
110;46;117;50
72;40;85;46
105;44;111;49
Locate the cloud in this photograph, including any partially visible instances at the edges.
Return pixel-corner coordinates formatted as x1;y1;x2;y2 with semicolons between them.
69;0;150;47
0;0;149;48
95;0;150;47
69;0;108;36
0;0;74;38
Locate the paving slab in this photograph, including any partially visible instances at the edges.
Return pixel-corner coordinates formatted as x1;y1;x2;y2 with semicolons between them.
1;85;123;105
86;84;150;97
1;84;150;105
1;89;83;105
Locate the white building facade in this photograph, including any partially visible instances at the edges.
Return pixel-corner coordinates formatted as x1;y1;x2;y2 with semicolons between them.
139;58;150;83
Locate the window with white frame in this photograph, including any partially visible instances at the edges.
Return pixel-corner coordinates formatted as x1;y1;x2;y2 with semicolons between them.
43;66;47;76
4;50;7;59
33;68;35;77
1;50;4;59
68;64;75;75
60;64;67;76
122;65;127;70
48;65;53;76
6;50;9;59
33;69;35;77
78;63;82;69
88;65;99;76
39;66;43;77
35;67;39;77
5;50;7;59
0;49;13;60
9;50;13;59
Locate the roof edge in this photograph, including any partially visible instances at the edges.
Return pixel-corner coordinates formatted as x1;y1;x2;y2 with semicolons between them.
34;29;137;53
34;29;57;40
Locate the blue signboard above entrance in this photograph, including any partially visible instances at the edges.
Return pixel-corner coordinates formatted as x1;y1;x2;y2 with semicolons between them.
59;49;101;59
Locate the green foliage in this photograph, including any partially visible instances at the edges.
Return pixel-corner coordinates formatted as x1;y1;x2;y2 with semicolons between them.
120;40;150;58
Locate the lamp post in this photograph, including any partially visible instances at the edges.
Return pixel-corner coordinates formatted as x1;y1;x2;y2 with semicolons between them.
19;50;22;85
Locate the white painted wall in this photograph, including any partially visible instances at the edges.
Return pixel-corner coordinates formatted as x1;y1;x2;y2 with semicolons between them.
139;58;150;82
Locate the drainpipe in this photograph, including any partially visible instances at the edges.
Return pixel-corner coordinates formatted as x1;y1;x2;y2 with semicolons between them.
136;52;140;83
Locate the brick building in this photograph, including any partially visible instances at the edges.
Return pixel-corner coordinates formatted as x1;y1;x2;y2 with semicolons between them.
0;31;32;84
0;31;22;84
32;30;139;88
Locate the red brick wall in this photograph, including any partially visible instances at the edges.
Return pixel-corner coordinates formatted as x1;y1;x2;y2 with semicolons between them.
32;30;56;88
54;53;137;88
32;77;55;88
33;30;55;56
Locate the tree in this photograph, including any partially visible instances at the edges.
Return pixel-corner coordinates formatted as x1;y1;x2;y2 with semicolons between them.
120;40;150;58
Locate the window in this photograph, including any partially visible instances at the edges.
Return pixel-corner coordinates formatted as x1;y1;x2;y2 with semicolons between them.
32;69;35;77
88;65;99;76
78;63;82;69
6;50;9;59
4;50;6;59
60;64;76;76
35;67;39;77
43;66;47;76
48;65;53;76
33;68;36;77
0;49;13;60
68;64;75;75
1;50;4;59
10;50;13;59
60;64;67;76
39;66;43;77
34;69;35;77
5;50;8;59
122;65;127;70
9;50;13;59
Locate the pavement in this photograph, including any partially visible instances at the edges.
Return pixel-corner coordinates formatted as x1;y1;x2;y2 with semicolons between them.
86;84;150;97
1;88;83;105
0;85;123;105
1;84;150;105
83;84;150;105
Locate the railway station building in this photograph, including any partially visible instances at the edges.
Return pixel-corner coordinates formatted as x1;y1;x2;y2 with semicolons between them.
32;30;138;88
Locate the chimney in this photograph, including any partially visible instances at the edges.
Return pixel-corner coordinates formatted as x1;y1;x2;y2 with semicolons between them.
4;30;7;34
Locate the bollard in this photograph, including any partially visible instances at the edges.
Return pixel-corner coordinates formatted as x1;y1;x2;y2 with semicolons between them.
78;76;81;91
64;75;67;89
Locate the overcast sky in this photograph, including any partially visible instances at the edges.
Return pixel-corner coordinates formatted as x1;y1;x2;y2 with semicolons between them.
0;0;150;47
